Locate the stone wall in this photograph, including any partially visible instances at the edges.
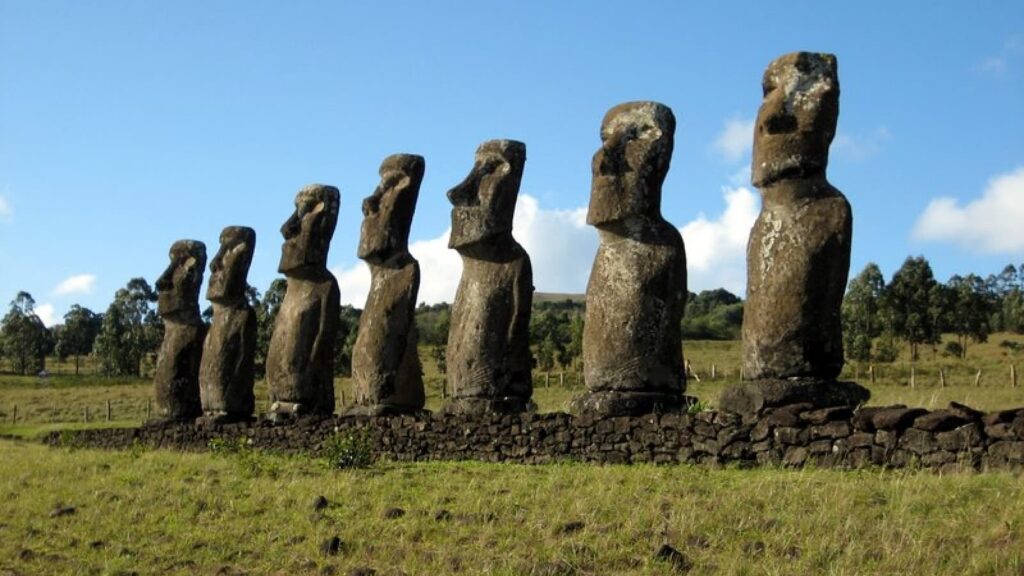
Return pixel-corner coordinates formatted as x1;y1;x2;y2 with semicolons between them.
45;403;1024;472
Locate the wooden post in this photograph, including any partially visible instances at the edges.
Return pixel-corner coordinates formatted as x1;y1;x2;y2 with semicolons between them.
340;389;346;407
1011;364;1017;388
545;373;550;387
11;405;16;425
869;364;875;384
145;400;151;421
711;364;717;380
939;368;946;388
975;369;983;387
106;400;111;422
84;406;90;423
910;366;916;389
559;372;564;387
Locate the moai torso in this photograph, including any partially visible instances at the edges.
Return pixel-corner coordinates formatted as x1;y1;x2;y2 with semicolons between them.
199;226;258;422
153;240;207;421
443;140;534;414
741;52;851;381
266;184;341;417
349;154;426;415
576;102;687;416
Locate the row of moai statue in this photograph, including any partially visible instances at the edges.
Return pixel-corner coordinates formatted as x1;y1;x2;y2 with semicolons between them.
151;51;868;424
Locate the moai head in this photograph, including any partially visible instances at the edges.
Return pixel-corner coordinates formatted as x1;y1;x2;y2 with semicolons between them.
588;101;675;227
206;226;256;303
278;184;340;274
447;140;526;250
358;154;425;264
752;52;840;188
156;239;207;320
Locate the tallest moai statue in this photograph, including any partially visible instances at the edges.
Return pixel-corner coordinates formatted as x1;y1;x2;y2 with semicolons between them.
721;52;868;414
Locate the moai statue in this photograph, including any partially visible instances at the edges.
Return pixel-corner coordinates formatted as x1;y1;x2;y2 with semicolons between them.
443;140;534;414
198;226;257;424
347;154;426;415
571;101;689;417
266;184;341;419
154;240;207;421
720;52;868;415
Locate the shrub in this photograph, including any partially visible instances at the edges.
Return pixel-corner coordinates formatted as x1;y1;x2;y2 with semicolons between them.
321;428;375;470
942;341;963;358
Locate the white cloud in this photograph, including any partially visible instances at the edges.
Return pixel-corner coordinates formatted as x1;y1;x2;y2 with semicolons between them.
680;186;760;295
35;303;57;327
712;118;754;163
913;166;1024;253
833;126;890;162
0;195;12;223
332;194;597;307
53;274;97;296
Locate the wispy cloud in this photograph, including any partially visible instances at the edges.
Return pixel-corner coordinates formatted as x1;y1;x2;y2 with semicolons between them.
54;274;98;296
833;126;891;162
0;195;12;223
680;186;759;295
977;35;1022;78
913;166;1024;253
35;303;57;327
712;117;754;163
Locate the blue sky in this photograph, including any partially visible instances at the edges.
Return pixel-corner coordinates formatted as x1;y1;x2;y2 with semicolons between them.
1;2;1022;325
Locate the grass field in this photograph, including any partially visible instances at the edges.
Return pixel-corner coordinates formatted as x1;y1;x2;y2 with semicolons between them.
1;440;1022;575
3;334;1024;436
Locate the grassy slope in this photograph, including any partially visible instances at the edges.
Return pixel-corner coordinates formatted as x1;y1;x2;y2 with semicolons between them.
1;440;1021;575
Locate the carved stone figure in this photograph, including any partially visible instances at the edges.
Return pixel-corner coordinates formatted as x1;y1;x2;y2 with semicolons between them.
347;154;425;415
443;140;534;414
720;52;868;414
198;226;257;423
266;184;341;418
572;101;688;416
154;239;207;421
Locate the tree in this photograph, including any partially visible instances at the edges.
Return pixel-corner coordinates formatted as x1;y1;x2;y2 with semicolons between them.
94;278;162;377
0;291;50;375
842;263;886;362
681;289;743;340
946;274;994;358
882;256;940;361
56;305;101;375
254;278;287;378
334;305;362;377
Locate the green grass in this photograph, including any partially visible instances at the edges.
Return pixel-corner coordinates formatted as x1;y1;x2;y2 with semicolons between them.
1;440;1021;575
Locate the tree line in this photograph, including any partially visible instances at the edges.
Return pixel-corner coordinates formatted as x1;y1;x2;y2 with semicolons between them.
3;255;1021;377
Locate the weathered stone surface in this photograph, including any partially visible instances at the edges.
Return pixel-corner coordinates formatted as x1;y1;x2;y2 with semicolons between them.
871;407;927;431
574;101;687;416
443;140;534;414
718;379;868;415
348;154;425;416
935;423;982;452
899;428;937;455
800;406;852;424
947;401;984;422
154;240;207;421
982;408;1024;426
741;52;851;383
267;184;341;418
199;227;257;423
913;410;969;433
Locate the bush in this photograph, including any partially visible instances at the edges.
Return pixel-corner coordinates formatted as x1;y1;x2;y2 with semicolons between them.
321;428;375;470
874;337;899;363
942;341;963;359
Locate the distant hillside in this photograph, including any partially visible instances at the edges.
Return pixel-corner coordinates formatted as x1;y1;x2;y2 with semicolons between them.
534;292;585;304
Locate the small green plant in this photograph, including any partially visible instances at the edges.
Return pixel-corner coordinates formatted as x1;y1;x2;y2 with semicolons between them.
320;428;375;470
687;399;714;415
57;429;81;450
208;435;280;478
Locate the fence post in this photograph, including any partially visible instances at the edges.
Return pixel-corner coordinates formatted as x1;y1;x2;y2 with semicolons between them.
939;368;946;388
84;406;90;423
559;372;564;387
910;366;916;389
145;400;151;421
1011;364;1017;388
11;405;16;425
106;400;112;422
869;364;875;384
711;364;717;380
975;369;983;387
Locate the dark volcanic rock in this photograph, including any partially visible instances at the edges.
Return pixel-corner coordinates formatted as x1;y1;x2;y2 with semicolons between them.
266;184;341;418
913;410;969;433
718;379;868;416
871;407;927;431
655;544;693;573
348;155;425;416
154;239;207;422
443;140;534;415
574;102;688;416
199;226;257;422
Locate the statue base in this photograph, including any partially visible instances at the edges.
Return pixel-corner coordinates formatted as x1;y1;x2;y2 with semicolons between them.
196;413;256;427
570;391;695;417
439;396;536;415
342;404;427;417
718;378;870;416
264;401;331;423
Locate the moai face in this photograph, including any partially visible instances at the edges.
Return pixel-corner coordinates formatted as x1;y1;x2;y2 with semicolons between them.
278;184;340;274
752;52;839;188
207;226;256;303
156;240;206;320
588;101;675;227
358;154;425;264
447;140;526;250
